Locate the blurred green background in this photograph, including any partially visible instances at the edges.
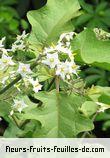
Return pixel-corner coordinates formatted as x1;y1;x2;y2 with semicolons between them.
0;0;110;137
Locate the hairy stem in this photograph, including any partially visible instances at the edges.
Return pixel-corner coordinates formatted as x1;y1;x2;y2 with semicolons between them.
55;76;60;93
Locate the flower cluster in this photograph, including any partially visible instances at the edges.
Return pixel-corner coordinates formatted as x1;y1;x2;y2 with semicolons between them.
11;31;28;52
0;32;42;95
96;102;110;113
94;28;110;41
0;53;15;70
0;31;79;114
42;32;79;80
0;37;6;54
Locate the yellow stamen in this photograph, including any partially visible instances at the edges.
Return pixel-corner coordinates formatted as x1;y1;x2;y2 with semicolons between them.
50;58;54;62
3;59;8;64
61;67;64;72
72;65;77;69
35;83;40;88
22;67;27;72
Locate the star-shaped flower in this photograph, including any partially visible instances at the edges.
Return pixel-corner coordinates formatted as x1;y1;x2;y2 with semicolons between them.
0;54;15;70
12;99;28;113
42;52;59;68
29;78;42;93
17;63;32;77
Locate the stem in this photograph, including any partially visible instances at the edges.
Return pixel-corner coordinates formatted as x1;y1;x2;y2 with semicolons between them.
55;76;60;93
19;120;30;129
92;112;98;122
11;115;20;128
0;54;43;95
0;75;21;95
47;78;55;91
81;131;90;138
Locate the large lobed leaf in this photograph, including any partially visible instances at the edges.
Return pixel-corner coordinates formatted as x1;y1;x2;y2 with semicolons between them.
72;29;110;70
27;0;81;48
22;90;93;138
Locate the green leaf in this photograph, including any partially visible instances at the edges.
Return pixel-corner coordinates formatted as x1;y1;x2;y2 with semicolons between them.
85;75;100;86
72;29;110;70
79;101;98;117
0;100;11;117
102;120;110;131
0;0;17;5
74;13;93;27
35;65;53;82
96;112;110;121
87;86;110;102
0;101;22;138
79;0;94;14
95;2;107;13
21;90;93;138
3;118;22;138
99;94;110;105
27;0;80;49
21;19;29;30
18;119;41;138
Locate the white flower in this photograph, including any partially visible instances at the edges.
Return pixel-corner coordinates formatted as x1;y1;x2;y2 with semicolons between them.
10;110;14;116
96;102;110;112
57;32;75;49
9;71;16;78
11;31;28;52
58;32;74;43
94;28;110;40
42;52;59;68
42;31;79;80
0;37;5;48
22;76;33;88
0;48;8;55
12;99;28;113
67;61;79;76
43;46;56;55
42;31;75;63
1;76;9;85
0;54;15;70
22;76;42;93
66;74;71;80
56;62;69;80
56;61;79;80
30;78;42;93
14;83;21;92
0;37;8;55
16;31;28;41
56;43;72;56
12;41;26;52
17;63;32;77
69;53;74;61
